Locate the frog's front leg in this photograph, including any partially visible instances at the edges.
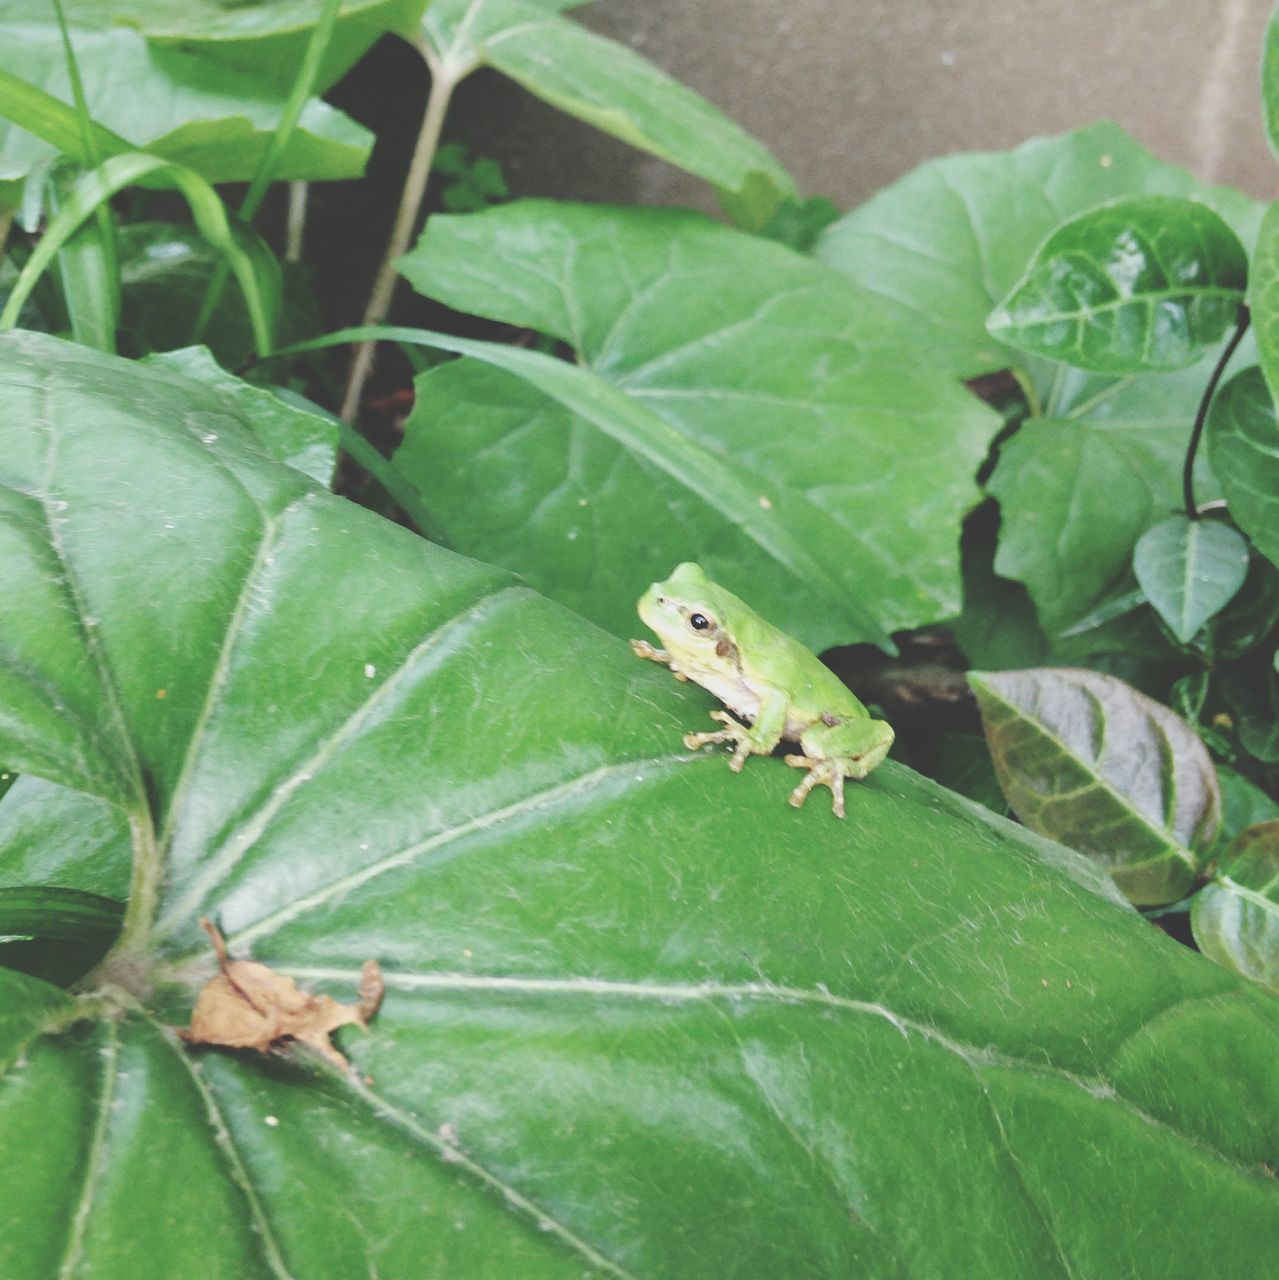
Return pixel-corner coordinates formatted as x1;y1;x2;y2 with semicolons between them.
684;688;788;773
785;717;894;818
630;638;690;682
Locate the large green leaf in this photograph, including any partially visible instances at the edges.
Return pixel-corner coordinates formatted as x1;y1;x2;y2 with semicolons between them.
1208;365;1279;571
986;197;1247;375
0;3;377;207
420;0;795;224
392;201;999;652
2;331;1277;1276
816;121;1262;382
970;668;1219;905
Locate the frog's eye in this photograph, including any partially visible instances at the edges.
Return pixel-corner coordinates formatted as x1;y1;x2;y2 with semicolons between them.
688;612;713;632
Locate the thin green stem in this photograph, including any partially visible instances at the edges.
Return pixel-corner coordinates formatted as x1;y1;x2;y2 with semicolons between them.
340;40;460;424
1184;305;1250;519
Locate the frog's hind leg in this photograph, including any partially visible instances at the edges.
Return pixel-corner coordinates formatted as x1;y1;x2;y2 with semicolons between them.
785;719;893;818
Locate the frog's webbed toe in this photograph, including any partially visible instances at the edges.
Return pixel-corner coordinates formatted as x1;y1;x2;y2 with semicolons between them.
683;710;754;771
784;754;847;819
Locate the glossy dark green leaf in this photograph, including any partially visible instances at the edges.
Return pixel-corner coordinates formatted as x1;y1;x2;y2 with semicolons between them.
1191;820;1279;994
817;122;1262;381
2;331;1277;1276
421;0;794;223
986;197;1246;375
971;668;1219;904
1132;515;1249;642
1207;365;1279;571
394;201;999;652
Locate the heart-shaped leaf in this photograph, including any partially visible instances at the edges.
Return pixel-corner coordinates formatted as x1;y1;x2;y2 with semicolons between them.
1207;365;1279;572
393;201;999;652
970;668;1219;905
3;331;1278;1276
420;0;794;223
986;197;1247;375
1192;820;1279;994
1132;515;1250;642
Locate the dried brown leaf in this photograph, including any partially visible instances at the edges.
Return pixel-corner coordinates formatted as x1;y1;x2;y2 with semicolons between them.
180;918;383;1070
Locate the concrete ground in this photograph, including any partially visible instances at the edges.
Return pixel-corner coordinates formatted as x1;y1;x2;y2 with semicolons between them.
448;0;1277;213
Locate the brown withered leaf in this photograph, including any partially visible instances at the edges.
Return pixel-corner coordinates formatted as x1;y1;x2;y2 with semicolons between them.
180;918;384;1070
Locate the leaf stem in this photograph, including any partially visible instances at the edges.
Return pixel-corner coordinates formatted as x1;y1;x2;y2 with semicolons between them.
115;808;163;955
340;40;460;424
1183;305;1250;520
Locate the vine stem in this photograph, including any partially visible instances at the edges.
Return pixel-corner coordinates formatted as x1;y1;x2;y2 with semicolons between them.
340;40;459;424
1184;304;1250;519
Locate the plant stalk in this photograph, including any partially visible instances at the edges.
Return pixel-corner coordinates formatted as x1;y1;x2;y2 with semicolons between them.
114;808;163;957
1183;305;1250;519
340;43;458;424
286;180;309;262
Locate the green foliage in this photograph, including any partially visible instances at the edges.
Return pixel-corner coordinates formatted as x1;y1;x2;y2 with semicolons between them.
431;141;509;212
2;2;1279;1273
0;1;379;211
3;332;1278;1276
987;197;1247;374
1192;820;1279;993
1133;515;1250;642
392;201;998;652
1208;366;1279;572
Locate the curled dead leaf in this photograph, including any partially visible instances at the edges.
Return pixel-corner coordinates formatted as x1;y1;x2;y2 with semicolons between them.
179;918;383;1070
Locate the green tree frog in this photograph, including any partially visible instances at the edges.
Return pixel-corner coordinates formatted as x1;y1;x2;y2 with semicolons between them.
632;562;894;818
